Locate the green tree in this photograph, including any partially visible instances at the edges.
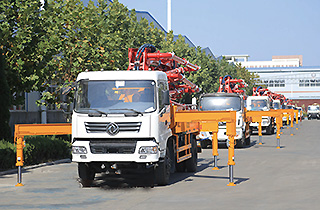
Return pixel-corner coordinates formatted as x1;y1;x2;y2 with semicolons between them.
0;0;50;105
38;0;166;106
1;0;260;109
0;48;11;140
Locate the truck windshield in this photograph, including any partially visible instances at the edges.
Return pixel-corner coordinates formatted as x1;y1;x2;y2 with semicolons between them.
75;80;156;114
308;106;319;111
248;99;268;111
273;102;280;109
287;105;294;109
200;96;241;111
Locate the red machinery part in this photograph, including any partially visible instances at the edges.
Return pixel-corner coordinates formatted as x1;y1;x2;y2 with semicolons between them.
127;45;201;102
218;75;247;94
252;86;290;106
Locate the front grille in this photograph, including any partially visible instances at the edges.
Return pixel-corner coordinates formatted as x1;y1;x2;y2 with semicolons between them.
90;141;136;154
85;122;142;133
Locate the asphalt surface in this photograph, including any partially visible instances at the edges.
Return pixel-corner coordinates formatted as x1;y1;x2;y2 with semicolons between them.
0;120;319;210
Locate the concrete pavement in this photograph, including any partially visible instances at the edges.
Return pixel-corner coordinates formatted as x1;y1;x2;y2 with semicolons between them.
0;120;319;210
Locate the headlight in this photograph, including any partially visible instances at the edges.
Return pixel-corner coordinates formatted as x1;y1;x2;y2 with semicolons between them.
138;146;158;154
72;146;87;154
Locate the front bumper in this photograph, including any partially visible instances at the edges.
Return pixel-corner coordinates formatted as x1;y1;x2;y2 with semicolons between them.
250;118;270;128
217;128;243;141
72;140;160;163
308;113;320;118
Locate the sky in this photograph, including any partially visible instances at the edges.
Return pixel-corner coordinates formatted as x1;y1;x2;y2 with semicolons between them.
84;0;320;66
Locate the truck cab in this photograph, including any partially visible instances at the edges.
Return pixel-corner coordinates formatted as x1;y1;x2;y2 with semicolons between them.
272;100;281;110
247;96;275;135
72;70;174;186
307;104;320;120
197;93;250;148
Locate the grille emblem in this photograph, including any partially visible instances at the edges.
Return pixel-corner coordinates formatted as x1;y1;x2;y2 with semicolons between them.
106;123;120;135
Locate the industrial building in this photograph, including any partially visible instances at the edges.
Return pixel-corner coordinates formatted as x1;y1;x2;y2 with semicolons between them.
224;55;320;109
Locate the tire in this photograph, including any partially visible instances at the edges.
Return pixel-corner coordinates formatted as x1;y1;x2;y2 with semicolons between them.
200;140;209;149
175;161;186;172
266;123;273;135
78;163;95;187
155;143;172;186
236;132;245;148
245;135;251;146
185;134;198;172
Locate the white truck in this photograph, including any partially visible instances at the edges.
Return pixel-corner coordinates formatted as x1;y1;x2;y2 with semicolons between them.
272;99;281;110
247;95;275;135
307;104;320;120
197;93;250;148
71;71;198;187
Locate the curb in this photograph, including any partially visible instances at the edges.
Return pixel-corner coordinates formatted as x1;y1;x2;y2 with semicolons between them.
0;158;72;176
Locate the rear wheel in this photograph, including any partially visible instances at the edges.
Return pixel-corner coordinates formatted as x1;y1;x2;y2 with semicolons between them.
175;161;186;172
185;134;198;172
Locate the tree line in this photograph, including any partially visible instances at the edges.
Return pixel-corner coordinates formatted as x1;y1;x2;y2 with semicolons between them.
0;0;259;136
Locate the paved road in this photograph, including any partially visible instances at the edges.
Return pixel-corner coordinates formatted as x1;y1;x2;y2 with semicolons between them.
0;120;319;210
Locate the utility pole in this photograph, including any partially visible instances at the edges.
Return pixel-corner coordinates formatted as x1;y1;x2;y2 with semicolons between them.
40;0;45;10
167;0;172;31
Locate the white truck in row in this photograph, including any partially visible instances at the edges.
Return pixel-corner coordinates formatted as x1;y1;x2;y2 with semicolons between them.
307;104;320;120
197;93;250;148
246;95;275;135
71;70;199;187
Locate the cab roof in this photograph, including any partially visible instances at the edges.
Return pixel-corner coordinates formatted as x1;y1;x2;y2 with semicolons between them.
76;70;168;81
200;92;240;98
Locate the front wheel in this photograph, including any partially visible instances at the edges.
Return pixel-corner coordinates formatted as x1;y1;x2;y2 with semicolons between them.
200;140;209;149
236;132;246;148
245;135;251;146
266;123;274;135
78;163;95;187
155;143;172;186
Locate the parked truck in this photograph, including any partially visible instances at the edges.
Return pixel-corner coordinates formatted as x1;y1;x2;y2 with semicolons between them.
198;92;250;148
307;104;320;120
71;44;201;187
247;95;275;134
197;75;250;148
272;99;281;110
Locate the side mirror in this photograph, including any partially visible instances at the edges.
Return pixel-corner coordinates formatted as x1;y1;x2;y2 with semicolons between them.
163;90;170;105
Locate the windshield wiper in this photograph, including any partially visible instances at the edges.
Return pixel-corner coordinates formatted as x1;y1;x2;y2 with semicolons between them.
110;108;143;116
88;109;108;117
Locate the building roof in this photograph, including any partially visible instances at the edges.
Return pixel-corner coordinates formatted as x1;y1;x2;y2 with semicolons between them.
202;47;215;59
247;66;320;73
135;11;167;33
